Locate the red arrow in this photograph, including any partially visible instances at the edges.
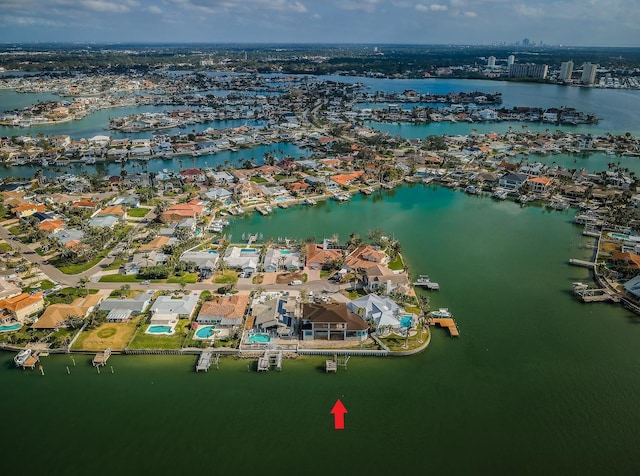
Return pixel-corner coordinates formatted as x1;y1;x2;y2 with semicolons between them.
330;399;348;430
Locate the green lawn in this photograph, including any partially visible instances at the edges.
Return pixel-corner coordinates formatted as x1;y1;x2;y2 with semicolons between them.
56;256;104;274
167;273;198;284
127;319;191;350
0;242;11;252
8;226;22;235
214;270;238;284
249;177;268;183
127;208;151;218
99;274;141;283
388;254;404;271
379;326;430;352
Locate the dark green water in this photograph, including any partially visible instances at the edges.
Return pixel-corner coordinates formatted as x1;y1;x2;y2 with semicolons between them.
5;186;640;475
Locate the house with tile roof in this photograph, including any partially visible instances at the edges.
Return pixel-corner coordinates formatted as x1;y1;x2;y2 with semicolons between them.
32;293;102;329
0;292;44;323
196;293;249;326
306;241;344;270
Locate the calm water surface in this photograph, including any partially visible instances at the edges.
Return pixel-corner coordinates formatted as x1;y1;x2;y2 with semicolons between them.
4;186;640;476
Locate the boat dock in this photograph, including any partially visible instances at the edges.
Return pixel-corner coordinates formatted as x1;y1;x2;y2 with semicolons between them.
257;349;282;372
569;259;596;269
427;318;460;337
92;348;111;367
413;275;440;290
196;349;220;372
572;282;620;303
22;351;40;369
326;354;350;373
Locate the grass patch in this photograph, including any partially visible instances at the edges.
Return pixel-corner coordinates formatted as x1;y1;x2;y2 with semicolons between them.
104;258;126;271
167;273;198;284
249;176;268;183
214;270;238;284
379;326;429;352
388;254;404;271
127;207;151;218
127;319;191;350
72;316;142;351
8;226;21;235
0;242;11;252
99;274;142;283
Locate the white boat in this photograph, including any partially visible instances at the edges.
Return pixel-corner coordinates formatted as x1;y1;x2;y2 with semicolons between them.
430;308;452;318
304;198;317;205
492;189;508;200
14;349;32;367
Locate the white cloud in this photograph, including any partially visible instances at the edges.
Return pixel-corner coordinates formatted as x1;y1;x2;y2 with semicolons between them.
415;4;429;12
147;5;163;14
463;10;477;17
430;4;448;11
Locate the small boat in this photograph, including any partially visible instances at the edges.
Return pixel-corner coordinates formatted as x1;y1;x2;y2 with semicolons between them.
304;198;317;205
492;189;508;200
465;185;478;195
430;308;452;318
14;349;32;367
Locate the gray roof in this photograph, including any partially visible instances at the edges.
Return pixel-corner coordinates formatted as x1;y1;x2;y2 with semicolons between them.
98;291;154;313
151;295;199;317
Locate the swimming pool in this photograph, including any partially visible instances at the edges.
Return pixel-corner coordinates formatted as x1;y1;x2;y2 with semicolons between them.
279;250;291;255
0;323;21;332
400;316;413;328
240;248;258;253
146;325;175;335
248;333;270;344
609;232;640;241
275;196;288;202
195;325;216;339
208;250;219;255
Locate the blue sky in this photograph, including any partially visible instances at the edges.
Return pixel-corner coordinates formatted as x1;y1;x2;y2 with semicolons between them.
0;0;638;46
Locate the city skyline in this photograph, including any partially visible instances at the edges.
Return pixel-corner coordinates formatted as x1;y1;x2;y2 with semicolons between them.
0;0;639;47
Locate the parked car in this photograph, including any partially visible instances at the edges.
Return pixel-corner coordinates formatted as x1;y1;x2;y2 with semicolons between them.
140;280;150;285
289;279;302;286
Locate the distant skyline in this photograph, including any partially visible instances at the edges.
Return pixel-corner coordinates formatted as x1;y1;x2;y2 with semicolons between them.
0;0;638;47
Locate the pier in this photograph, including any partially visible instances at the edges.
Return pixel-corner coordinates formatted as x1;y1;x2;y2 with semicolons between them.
572;282;620;303
326;354;350;373
569;259;596;269
257;350;282;372
427;318;460;337
413;275;440;290
196;349;220;372
22;350;40;370
92;348;111;367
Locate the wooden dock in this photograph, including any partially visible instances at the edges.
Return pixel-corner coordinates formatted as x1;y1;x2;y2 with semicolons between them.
325;354;350;373
93;348;111;367
428;318;460;337
413;275;440;290
196;349;219;372
325;359;337;373
22;351;40;369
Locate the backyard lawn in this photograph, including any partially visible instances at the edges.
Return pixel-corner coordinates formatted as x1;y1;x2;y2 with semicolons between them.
127;319;191;350
72;316;142;351
127;207;151;218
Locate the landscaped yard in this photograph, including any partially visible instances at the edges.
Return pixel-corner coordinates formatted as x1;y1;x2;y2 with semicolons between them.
167;273;198;284
99;274;142;283
72;316;142;351
388;254;404;271
379;325;429;352
127;207;151;218
127;319;191;350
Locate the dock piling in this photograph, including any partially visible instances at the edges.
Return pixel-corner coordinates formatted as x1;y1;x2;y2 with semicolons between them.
66;366;70;375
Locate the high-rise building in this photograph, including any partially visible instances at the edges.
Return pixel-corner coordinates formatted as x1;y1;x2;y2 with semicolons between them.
487;56;496;68
581;62;598;85
509;63;548;79
559;61;574;82
507;55;515;67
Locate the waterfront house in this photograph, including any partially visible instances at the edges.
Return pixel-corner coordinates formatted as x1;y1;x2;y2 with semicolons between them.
623;275;640;301
196;293;249;327
222;247;261;273
306;240;344;270
32;293;102;330
150;294;199;325
263;248;301;273
179;250;219;271
180;168;206;183
98;291;154;322
347;294;402;332
344;245;389;272
160;200;205;223
0;292;44;323
528;176;554;194
498;173;529;190
363;265;410;295
301;302;368;341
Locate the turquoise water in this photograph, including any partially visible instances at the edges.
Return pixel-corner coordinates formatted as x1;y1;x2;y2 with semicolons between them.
400;316;413;328
240;248;257;253
280;250;291;255
610;232;631;240
195;325;215;339
207;250;219;255
248;333;271;344
0;323;21;332
146;325;173;334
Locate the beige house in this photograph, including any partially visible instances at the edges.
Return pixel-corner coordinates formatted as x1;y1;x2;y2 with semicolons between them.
31;293;102;329
0;292;44;323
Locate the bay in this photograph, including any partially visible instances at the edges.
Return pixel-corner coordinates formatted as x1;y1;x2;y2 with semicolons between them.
4;186;640;476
